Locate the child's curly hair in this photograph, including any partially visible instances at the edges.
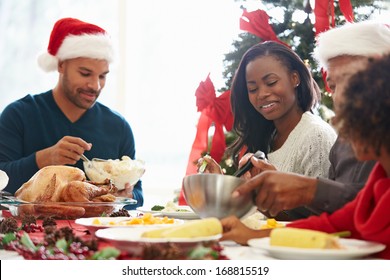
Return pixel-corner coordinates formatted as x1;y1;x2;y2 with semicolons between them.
333;54;390;156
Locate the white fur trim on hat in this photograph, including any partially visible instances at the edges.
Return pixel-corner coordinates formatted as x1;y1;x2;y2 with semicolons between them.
37;53;58;72
38;33;113;72
313;21;390;69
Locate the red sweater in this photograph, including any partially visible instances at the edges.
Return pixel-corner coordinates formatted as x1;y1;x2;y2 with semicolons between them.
288;163;390;259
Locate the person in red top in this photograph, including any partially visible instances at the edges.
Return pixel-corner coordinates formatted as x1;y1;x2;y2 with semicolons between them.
222;54;390;259
290;54;390;257
227;21;389;220
220;53;390;259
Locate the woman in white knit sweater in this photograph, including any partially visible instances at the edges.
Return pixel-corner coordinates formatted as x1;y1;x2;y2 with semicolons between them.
201;41;336;179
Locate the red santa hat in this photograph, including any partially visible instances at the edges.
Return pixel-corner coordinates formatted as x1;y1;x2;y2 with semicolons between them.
313;21;390;69
38;17;114;72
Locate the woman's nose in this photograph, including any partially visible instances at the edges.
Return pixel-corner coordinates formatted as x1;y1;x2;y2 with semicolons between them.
256;88;270;100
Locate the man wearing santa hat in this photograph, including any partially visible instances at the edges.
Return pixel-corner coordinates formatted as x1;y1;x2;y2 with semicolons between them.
0;18;143;208
233;20;390;220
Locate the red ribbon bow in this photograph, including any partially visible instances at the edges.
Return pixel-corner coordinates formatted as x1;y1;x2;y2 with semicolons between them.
195;74;233;130
179;75;233;205
239;9;289;47
189;74;233;171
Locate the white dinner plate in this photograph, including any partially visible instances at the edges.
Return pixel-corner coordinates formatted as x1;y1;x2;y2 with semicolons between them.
135;207;160;215
75;216;183;228
95;227;221;256
137;206;199;220
248;237;386;260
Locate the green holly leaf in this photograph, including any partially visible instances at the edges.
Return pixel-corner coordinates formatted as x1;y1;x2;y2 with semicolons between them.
91;247;120;260
20;232;36;251
55;238;68;253
1;232;17;245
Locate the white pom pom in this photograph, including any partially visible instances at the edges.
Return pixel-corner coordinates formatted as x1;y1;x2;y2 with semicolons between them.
37;53;58;72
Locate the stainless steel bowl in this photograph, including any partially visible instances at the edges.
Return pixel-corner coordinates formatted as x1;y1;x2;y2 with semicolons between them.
182;173;254;219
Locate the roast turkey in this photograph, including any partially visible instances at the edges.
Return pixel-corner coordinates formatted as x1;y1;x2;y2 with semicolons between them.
14;166;118;218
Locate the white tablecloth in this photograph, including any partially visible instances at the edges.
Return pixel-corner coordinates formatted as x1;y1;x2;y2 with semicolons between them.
0;242;274;260
221;241;275;259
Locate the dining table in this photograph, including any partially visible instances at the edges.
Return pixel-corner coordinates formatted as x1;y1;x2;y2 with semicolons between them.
1;208;387;262
0;209;275;260
1;206;388;280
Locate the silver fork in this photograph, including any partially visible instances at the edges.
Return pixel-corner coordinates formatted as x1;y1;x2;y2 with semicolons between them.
80;154;90;162
80;154;107;162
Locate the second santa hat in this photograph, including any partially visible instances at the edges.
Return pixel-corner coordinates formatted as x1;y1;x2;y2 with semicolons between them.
313;21;390;69
38;17;114;72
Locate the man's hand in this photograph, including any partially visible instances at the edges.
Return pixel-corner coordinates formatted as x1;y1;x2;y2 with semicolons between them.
36;136;92;168
115;183;134;198
232;171;317;217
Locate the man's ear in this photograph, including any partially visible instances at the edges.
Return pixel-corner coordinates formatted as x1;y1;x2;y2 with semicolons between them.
57;60;65;73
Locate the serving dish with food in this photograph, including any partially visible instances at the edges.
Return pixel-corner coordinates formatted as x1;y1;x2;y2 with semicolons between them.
248;228;386;260
83;156;145;190
248;237;386;260
95;218;222;256
1;165;136;219
75;213;184;235
3;200;135;220
137;201;199;220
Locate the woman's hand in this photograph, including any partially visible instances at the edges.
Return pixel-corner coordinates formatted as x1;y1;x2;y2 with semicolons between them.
197;155;223;174
220;216;271;245
238;153;276;180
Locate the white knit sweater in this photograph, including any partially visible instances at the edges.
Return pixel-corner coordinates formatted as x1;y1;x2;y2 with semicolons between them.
267;112;337;177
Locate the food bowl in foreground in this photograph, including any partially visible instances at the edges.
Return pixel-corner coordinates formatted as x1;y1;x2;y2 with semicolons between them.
182;173;254;219
95;221;222;256
84;156;145;190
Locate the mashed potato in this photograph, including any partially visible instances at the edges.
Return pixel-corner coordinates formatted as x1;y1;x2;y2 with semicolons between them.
241;211;266;229
0;170;9;190
84;156;145;190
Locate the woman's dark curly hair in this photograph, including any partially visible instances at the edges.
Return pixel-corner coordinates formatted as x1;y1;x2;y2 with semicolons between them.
228;41;321;166
333;54;390;156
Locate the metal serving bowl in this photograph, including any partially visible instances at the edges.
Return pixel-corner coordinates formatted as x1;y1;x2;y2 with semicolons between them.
182;173;254;219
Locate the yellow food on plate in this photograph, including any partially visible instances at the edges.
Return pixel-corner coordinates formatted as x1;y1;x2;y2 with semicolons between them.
91;213;175;226
260;218;285;229
270;228;341;249
141;217;222;238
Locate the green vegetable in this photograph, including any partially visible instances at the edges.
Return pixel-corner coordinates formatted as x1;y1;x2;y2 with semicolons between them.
20;232;37;251
188;245;213;259
151;205;165;211
91;247;120;260
198;159;208;173
1;233;17;246
55;238;68;253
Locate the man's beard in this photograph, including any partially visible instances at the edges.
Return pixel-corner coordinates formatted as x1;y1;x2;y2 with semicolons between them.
62;75;100;110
